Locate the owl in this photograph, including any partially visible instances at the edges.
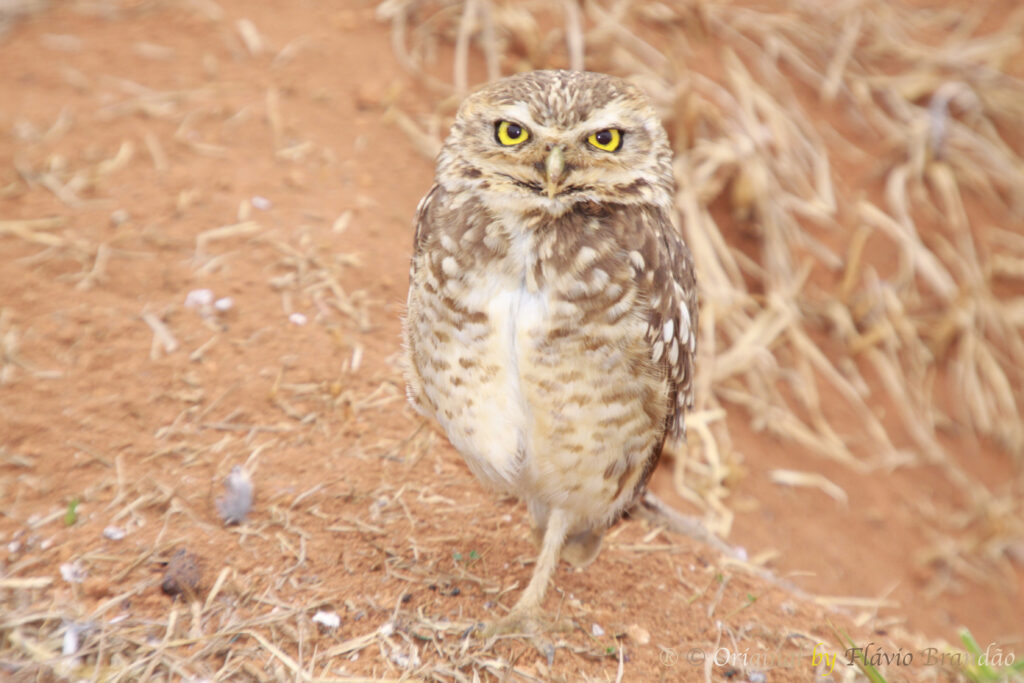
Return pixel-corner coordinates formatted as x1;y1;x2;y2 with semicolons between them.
403;70;697;634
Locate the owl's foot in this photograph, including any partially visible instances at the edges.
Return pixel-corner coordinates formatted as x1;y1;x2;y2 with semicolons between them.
480;607;573;639
481;507;574;647
476;608;571;666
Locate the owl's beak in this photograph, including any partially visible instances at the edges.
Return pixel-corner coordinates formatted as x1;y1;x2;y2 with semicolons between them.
544;146;566;199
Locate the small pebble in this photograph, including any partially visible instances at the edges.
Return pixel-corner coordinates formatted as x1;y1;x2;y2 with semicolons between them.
389;646;421;670
289;312;308;326
102;526;126;541
251;195;272;210
62;622;86;656
354;82;383;110
591;623;605;637
110;209;129;227
60;562;86;584
626;623;650;645
312;610;341;630
214;297;234;312
185;289;214;309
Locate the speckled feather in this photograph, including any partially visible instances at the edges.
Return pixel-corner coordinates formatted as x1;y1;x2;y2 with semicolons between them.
404;69;697;549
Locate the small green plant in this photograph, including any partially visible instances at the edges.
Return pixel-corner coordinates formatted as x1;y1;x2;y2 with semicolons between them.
452;549;481;566
959;628;1024;682
723;592;758;620
828;620;888;683
64;498;80;526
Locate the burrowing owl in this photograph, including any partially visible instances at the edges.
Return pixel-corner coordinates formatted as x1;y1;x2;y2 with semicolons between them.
404;70;697;632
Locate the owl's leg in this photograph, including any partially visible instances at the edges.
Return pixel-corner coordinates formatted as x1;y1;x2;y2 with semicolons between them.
530;525;545;550
560;526;604;568
513;506;570;613
483;507;572;638
527;501;550;549
530;502;603;567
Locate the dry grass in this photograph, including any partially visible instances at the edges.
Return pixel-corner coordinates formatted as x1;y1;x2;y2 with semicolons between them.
378;0;1024;564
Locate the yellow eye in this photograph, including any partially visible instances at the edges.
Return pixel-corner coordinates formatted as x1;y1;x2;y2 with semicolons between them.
587;128;622;152
495;120;529;146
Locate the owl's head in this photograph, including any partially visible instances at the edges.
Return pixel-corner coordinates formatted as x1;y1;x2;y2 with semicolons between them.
436;70;674;216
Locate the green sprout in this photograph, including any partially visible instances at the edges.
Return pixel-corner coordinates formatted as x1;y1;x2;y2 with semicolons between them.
64;498;80;526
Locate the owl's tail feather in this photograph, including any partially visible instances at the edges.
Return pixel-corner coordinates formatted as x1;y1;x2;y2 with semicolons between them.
633;491;742;560
634;491;813;598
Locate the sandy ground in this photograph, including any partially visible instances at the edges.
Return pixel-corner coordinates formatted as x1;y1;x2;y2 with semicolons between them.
1;1;1022;681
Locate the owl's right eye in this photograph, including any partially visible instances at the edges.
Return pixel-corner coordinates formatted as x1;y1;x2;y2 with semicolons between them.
495;121;529;146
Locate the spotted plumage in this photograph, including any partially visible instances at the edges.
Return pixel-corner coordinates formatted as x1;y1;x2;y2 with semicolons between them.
403;70;697;630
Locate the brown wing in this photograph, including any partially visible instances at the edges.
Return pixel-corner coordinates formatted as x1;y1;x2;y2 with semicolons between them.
403;183;442;417
636;211;698;440
410;184;441;262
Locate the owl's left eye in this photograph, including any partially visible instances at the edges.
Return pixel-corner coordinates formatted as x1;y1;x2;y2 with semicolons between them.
587;128;622;152
495;120;530;146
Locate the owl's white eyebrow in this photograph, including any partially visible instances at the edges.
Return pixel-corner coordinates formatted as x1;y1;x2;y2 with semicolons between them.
576;120;624;135
575;106;625;134
497;103;534;127
491;105;626;140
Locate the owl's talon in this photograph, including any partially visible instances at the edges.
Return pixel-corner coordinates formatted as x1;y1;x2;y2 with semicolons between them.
480;609;538;639
479;614;562;663
479;609;574;640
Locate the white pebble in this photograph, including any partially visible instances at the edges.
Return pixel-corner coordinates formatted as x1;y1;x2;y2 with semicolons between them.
185;289;214;309
102;526;126;541
60;562;86;584
214;297;234;312
251;195;272;210
289;312;308;326
389;649;420;669
62;623;83;656
312;610;341;630
591;623;605;637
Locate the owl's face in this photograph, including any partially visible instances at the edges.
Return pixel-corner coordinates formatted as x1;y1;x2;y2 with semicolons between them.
436;70;674;217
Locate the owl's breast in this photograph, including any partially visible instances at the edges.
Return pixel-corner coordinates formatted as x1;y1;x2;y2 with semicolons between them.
404;201;673;518
408;258;666;514
410;265;547;491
